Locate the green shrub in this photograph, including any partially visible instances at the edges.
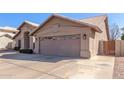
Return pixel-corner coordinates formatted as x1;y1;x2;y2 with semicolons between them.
121;34;124;40
13;47;20;51
19;49;33;54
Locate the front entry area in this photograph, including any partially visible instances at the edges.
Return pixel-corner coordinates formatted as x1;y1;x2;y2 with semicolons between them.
39;34;81;57
24;32;30;49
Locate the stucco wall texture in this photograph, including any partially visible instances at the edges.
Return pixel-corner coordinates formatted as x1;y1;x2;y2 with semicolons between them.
14;23;37;50
0;36;13;49
13;14;109;58
33;15;108;58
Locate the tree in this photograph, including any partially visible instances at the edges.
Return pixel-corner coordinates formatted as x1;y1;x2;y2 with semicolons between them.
109;23;121;40
121;27;124;40
121;34;124;40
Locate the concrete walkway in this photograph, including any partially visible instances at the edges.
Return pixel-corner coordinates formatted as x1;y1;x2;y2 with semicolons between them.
0;50;115;79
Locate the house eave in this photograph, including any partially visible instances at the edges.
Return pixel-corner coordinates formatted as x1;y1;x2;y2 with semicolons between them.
30;14;101;36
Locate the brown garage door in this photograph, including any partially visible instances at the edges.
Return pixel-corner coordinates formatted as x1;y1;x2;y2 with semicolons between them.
39;35;80;57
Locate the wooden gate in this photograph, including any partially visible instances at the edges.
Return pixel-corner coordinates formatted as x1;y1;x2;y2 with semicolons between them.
103;41;115;55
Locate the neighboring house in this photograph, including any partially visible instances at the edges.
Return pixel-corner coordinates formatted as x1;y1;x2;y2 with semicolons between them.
0;26;17;36
0;34;13;49
0;27;18;49
13;21;39;50
30;14;109;58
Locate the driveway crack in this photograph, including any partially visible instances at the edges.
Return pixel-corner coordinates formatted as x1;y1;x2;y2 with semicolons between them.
3;61;64;79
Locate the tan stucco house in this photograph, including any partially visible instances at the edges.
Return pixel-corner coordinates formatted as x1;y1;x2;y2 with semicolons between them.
13;21;39;50
0;27;18;49
30;14;109;58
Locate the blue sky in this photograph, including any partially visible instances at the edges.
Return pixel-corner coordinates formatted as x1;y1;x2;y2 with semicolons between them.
0;13;124;28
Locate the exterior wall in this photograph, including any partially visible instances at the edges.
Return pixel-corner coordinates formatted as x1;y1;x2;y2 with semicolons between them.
33;16;108;58
0;31;15;37
89;31;107;57
14;33;21;47
90;31;101;57
99;40;104;55
0;36;13;49
81;16;109;57
80;31;90;58
33;17;91;58
29;36;35;50
15;23;37;50
97;20;108;41
24;32;30;49
34;37;39;53
89;20;108;57
0;31;16;49
89;31;95;57
80;16;108;41
20;31;25;49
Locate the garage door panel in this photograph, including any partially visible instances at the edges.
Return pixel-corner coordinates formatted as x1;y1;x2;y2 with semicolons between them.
40;40;57;55
40;35;80;57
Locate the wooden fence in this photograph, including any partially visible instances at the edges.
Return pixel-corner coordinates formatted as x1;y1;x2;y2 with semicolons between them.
115;40;124;57
99;40;115;55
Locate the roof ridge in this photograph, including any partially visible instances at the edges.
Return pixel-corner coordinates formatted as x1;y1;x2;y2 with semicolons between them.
14;20;39;39
0;34;12;39
51;14;98;27
24;20;39;26
30;14;102;35
0;26;18;31
79;14;107;20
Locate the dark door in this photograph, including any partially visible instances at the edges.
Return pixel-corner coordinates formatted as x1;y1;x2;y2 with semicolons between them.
18;40;21;48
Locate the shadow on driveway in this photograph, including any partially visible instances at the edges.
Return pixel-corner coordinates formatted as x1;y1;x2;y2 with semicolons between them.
0;50;79;63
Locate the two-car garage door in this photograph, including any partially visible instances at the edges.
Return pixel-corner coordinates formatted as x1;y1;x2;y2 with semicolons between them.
39;34;80;57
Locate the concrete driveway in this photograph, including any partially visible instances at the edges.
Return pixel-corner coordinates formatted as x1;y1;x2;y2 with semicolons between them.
0;50;115;79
